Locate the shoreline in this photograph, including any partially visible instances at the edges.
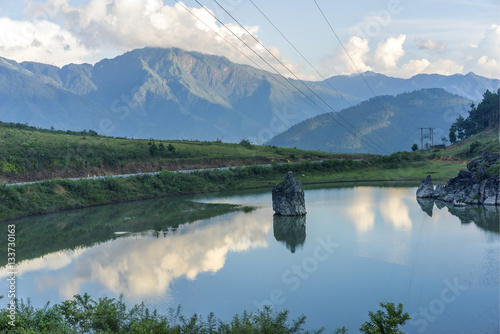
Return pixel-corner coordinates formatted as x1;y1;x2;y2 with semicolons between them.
0;158;459;222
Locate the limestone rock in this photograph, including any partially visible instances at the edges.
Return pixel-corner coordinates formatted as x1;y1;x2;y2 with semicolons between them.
416;152;500;206
416;175;435;198
272;171;306;216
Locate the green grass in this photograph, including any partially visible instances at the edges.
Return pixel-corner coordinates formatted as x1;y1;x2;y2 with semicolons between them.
0;121;353;181
425;130;499;161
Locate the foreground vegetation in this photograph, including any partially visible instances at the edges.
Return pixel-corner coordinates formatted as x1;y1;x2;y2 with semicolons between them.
0;294;409;333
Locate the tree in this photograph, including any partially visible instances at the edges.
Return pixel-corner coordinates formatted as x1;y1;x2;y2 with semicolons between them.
449;130;457;144
148;141;159;156
411;143;419;152
239;139;252;149
359;302;410;334
449;88;499;143
167;144;176;152
441;136;448;146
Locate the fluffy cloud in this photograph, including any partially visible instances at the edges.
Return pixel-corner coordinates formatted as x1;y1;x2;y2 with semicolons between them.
373;34;405;69
416;38;447;52
7;0;298;75
0;17;91;66
321;36;372;76
466;25;500;78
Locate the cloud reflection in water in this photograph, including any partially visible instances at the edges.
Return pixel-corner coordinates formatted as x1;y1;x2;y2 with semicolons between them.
5;209;272;300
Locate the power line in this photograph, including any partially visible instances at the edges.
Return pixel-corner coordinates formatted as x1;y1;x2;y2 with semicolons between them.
173;0;312;103
313;0;394;122
248;0;388;152
207;0;390;154
249;0;352;109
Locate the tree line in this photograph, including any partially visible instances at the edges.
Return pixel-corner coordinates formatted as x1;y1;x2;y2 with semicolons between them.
449;89;499;144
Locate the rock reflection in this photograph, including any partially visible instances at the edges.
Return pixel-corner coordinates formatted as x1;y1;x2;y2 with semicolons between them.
273;215;306;253
417;197;435;217
417;199;500;233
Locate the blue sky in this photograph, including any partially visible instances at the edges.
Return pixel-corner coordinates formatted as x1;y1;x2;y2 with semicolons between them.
0;0;498;79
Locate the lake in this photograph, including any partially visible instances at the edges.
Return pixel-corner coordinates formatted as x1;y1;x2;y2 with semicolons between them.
1;186;499;333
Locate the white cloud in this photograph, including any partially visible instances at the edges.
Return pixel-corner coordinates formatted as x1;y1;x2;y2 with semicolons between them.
0;17;91;66
400;58;431;77
416;38;447;52
466;25;500;78
11;0;299;75
321;36;372;76
373;34;406;69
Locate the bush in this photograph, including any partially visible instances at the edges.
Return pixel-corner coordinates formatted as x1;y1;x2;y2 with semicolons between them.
0;295;323;333
239;139;252;149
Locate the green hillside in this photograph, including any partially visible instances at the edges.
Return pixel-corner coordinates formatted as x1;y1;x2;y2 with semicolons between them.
268;88;472;154
0;121;350;184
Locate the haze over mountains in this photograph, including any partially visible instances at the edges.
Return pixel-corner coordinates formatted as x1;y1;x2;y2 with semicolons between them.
0;47;498;151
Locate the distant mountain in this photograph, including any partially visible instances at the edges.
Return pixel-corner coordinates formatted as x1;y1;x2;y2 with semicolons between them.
0;48;352;142
267;89;472;154
0;48;498;142
317;71;498;105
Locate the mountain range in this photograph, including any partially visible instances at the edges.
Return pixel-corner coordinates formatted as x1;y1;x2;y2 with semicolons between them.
0;47;498;147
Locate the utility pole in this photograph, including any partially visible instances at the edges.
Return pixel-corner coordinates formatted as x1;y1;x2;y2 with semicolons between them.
430;127;434;149
418;127;434;152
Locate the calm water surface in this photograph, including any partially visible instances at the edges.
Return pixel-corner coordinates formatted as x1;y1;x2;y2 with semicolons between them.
1;186;499;333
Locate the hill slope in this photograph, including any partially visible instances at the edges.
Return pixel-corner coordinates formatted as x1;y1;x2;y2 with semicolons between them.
267;89;472;154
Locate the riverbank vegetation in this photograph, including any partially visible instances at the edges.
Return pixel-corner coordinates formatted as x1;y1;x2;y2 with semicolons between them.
2;117;498;221
0;294;409;333
0;153;466;221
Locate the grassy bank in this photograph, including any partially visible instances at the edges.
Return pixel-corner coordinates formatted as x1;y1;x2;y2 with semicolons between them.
0;155;466;221
0;121;358;183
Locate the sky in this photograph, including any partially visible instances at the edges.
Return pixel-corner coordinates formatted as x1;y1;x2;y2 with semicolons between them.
0;0;498;79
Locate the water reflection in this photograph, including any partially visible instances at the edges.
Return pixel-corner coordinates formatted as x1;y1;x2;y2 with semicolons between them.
0;197;252;266
0;209;272;300
273;215;306;253
379;188;412;231
344;187;375;233
344;187;413;233
417;199;500;233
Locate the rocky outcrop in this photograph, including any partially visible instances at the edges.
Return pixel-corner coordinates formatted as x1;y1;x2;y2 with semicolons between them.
416;152;499;205
416;175;436;198
272;171;306;215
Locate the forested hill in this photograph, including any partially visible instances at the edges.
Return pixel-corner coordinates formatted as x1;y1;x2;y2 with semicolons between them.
267;89;472;154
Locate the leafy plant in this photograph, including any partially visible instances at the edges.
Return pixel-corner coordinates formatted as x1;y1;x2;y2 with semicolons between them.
359;302;410;334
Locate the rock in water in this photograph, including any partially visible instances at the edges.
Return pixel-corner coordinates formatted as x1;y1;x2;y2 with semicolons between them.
416;152;500;205
272;171;306;216
416;175;435;198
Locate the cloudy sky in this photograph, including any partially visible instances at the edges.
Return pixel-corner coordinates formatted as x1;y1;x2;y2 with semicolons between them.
0;0;498;79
